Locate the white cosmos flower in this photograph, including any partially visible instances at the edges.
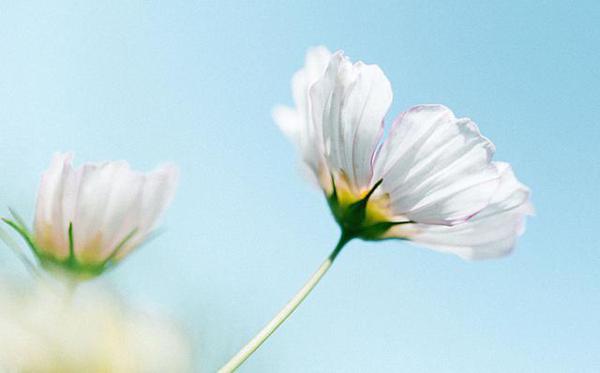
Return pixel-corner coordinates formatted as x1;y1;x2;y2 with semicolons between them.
5;153;178;277
0;278;192;372
274;47;532;259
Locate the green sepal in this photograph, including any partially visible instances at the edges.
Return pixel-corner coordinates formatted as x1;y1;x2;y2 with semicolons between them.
2;211;139;281
2;216;39;257
326;177;414;241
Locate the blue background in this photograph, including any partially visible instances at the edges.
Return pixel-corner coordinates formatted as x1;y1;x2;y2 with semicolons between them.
0;1;598;372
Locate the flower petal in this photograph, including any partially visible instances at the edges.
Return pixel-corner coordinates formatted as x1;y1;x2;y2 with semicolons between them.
373;105;499;225
34;153;76;259
116;164;179;259
71;161;143;263
310;52;392;192
273;46;332;183
411;162;533;259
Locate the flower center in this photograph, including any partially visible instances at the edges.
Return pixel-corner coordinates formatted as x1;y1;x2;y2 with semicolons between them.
326;174;411;240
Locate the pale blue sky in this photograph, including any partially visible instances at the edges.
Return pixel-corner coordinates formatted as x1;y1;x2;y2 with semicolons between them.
0;1;599;372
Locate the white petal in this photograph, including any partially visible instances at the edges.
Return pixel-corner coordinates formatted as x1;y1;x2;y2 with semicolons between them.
71;161;140;262
34;153;76;259
272;105;302;148
373;105;499;225
273;46;332;182
310;52;392;192
411;163;533;259
138;164;179;232
291;46;332;117
93;164;146;260
117;164;179;258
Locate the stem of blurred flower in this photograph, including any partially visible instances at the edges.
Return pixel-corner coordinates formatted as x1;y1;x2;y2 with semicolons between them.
218;233;352;373
65;276;79;299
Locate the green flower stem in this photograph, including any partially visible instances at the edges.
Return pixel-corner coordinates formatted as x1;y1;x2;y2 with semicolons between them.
218;233;352;373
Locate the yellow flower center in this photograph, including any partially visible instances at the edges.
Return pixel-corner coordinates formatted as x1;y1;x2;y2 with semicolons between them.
325;172;410;240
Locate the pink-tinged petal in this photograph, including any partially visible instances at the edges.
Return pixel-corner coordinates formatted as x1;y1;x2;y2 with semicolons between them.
71;161;134;263
117;164;179;259
138;164;179;232
310;52;392;192
273;46;332;184
373;105;499;225
34;153;75;259
411;163;533;260
92;163;146;262
32;154;179;268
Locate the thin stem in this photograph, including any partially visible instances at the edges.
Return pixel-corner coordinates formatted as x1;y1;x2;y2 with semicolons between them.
65;276;79;299
218;233;352;373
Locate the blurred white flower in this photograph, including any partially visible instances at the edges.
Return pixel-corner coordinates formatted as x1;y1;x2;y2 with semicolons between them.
3;153;178;278
274;47;532;259
0;279;192;372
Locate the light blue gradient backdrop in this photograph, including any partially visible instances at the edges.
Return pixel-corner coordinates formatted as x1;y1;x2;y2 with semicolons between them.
1;1;598;372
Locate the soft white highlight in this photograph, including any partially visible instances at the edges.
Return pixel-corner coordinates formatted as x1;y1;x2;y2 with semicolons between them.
0;279;192;372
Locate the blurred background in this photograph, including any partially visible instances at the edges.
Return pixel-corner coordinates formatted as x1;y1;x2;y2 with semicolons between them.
0;1;598;372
